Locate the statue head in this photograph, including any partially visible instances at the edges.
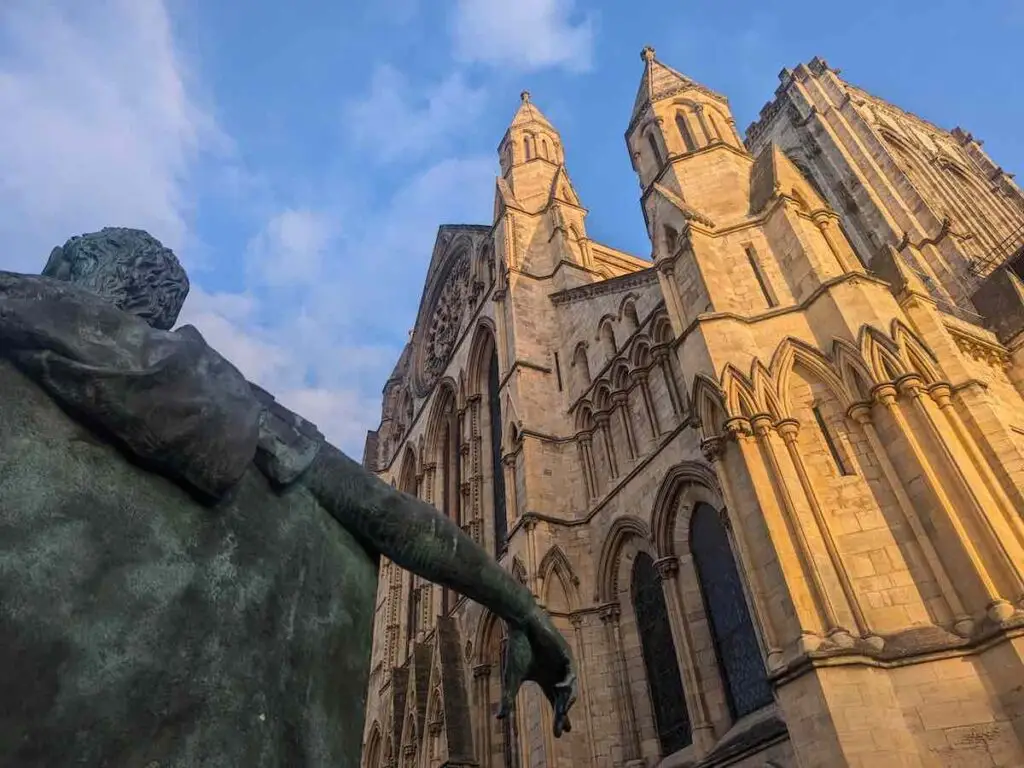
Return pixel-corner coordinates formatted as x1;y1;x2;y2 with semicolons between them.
42;227;189;330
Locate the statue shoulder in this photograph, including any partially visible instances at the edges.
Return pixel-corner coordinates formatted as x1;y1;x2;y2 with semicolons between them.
248;383;325;487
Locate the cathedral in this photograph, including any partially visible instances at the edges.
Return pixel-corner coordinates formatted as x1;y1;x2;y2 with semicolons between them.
359;48;1024;768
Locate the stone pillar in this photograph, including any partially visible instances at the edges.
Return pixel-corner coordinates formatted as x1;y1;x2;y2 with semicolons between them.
847;402;970;630
811;210;858;272
577;434;597;500
701;435;782;667
874;383;1006;619
654;347;685;418
751;415;840;644
473;663;492;764
694;103;717;143
569;613;599;767
655;260;691;335
634;369;662;439
524;516;540;599
654;556;716;753
502;453;518;531
600;604;643;766
900;379;1022;614
930;384;1022;525
595;413;619;478
776;418;877;646
613;392;638;461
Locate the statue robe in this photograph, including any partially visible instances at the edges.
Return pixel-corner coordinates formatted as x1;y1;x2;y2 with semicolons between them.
0;272;377;767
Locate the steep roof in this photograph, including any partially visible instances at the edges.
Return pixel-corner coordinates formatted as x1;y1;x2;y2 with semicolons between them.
627;46;728;135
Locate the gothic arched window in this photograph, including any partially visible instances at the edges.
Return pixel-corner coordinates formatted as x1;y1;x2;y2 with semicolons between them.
406;572;419;646
690;503;772;720
676;113;696;152
489;349;508;556
647;132;664;168
632;552;691;755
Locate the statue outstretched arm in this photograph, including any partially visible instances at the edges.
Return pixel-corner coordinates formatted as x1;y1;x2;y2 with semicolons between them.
304;443;577;736
305;443;536;628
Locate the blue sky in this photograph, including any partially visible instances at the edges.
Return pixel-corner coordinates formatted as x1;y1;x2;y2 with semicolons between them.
1;0;1021;457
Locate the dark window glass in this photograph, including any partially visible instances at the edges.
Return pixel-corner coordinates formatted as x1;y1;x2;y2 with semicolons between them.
647;133;664;167
632;552;692;754
489;350;507;556
812;405;854;476
676;113;696;152
690;503;773;719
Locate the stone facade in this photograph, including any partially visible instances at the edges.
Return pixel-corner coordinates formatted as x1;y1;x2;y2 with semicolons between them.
359;49;1024;768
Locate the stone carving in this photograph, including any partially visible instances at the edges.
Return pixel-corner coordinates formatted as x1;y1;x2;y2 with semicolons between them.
0;229;576;767
422;251;471;388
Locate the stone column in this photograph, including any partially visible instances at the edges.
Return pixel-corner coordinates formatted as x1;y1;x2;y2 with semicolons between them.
422;463;437;506
613;392;638;461
595;413;619;478
874;383;1007;619
634;369;662;439
694;104;717;143
654;556;716;753
655;260;690;334
930;383;1024;575
811;210;858;272
847;402;970;631
900;378;1023;612
502;453;518;531
751;415;841;644
701;435;781;666
653;347;684;418
523;516;540;599
492;287;511;373
600;604;643;765
473;663;492;763
776;418;877;646
577;434;597;500
569;613;598;767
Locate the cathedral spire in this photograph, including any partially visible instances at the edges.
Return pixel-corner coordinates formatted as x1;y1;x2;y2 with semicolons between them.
628;45;727;135
497;91;573;211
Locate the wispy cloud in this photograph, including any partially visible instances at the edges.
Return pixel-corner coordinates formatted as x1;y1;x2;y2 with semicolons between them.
451;0;596;73
0;0;500;457
0;0;223;272
245;208;338;288
177;155;495;455
344;65;488;163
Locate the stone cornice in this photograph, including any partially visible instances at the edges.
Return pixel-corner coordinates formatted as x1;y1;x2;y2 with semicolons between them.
549;267;658;305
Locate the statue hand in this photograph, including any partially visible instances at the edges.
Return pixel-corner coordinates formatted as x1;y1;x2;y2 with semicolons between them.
497;608;577;738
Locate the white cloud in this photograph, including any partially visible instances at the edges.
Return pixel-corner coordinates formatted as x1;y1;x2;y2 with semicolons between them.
0;1;499;459
451;0;596;73
176;155;495;456
344;65;487;162
0;0;222;271
246;208;338;288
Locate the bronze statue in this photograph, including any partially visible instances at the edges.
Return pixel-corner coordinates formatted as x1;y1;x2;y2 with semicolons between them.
0;228;575;767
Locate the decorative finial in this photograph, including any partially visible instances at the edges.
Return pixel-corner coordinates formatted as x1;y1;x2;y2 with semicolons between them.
520;90;531;104
641;45;656;63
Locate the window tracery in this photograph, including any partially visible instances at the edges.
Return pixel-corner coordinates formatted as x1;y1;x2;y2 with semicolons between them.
690;503;772;720
632;552;691;754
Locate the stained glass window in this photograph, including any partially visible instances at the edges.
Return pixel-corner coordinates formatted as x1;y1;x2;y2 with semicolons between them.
489;350;508;557
632;552;692;755
690;503;772;720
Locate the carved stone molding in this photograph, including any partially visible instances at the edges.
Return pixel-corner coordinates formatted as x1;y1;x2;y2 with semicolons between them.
654;556;679;581
598;603;621;624
412;245;473;396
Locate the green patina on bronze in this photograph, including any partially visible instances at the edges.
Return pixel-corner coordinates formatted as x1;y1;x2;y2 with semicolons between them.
0;229;575;768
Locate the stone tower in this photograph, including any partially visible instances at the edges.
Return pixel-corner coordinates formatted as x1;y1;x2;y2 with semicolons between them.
361;47;1024;768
